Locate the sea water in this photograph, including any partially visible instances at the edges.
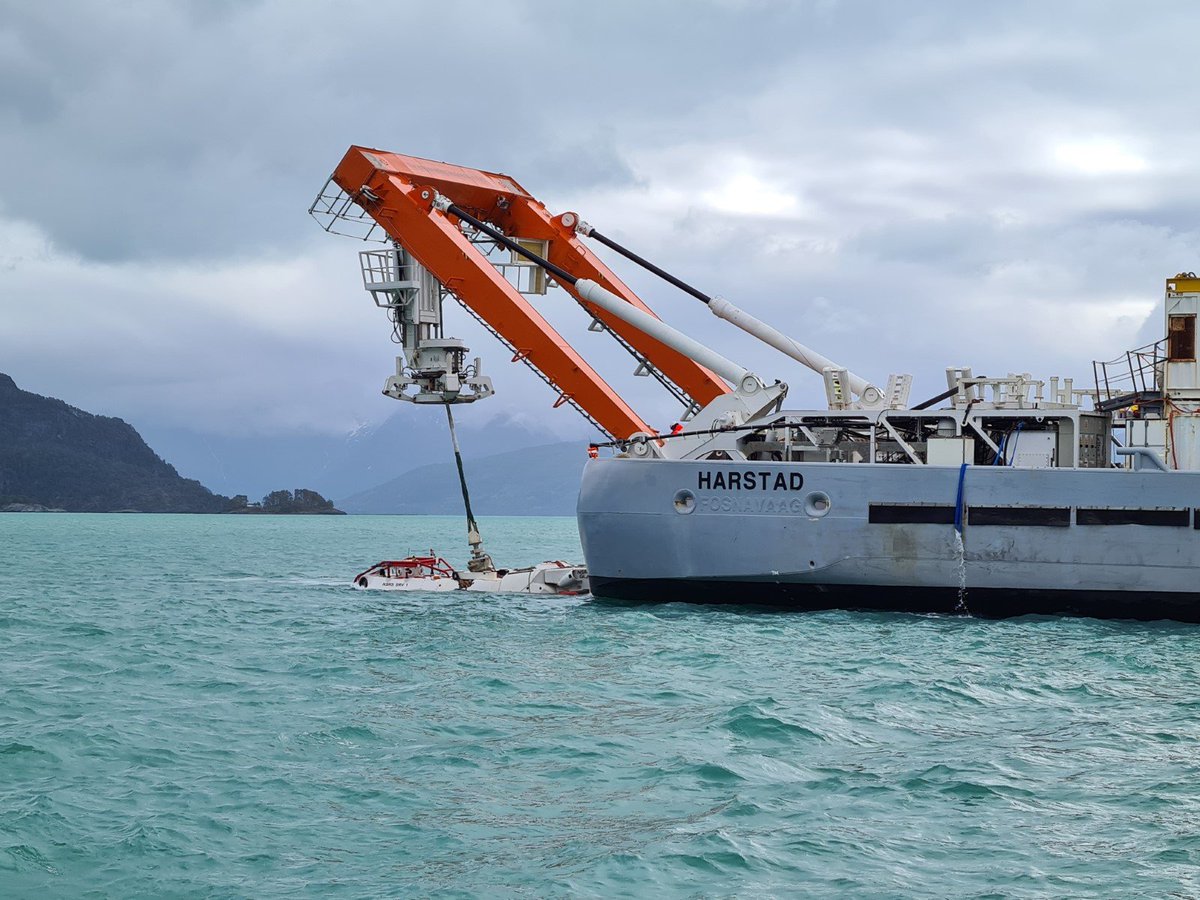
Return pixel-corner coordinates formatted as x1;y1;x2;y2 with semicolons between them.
3;514;1200;897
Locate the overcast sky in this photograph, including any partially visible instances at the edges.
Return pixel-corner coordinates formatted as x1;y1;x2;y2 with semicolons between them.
3;0;1200;440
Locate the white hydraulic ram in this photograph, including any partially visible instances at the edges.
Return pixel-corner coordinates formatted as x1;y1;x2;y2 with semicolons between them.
572;280;753;390
577;221;882;404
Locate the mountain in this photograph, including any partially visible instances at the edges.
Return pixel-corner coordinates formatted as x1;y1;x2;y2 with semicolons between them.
0;373;229;512
338;441;588;516
140;405;581;500
132;425;347;501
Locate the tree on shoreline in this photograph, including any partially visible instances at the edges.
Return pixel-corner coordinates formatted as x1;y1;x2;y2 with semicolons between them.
256;488;340;514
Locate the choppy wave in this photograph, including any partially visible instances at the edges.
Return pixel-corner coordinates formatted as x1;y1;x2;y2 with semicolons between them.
3;513;1200;896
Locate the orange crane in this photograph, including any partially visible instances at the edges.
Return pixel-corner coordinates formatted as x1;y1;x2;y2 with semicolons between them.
311;146;731;440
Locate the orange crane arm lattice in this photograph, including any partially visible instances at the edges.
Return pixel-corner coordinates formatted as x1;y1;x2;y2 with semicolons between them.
328;146;730;440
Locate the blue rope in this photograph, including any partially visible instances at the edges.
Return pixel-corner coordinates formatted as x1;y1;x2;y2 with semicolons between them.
954;462;968;534
1007;422;1025;467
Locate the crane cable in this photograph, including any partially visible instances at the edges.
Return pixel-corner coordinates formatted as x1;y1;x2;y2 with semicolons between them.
444;404;485;560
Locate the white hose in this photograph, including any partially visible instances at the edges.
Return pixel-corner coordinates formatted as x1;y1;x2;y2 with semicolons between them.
707;297;873;399
575;279;751;388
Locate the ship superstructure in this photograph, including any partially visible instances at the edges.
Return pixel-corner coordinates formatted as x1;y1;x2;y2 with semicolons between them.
312;146;1200;621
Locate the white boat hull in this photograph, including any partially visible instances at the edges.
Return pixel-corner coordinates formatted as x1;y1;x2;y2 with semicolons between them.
357;574;461;592
353;558;589;595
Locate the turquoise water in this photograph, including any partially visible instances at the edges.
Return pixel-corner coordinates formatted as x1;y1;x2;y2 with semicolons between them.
4;514;1200;897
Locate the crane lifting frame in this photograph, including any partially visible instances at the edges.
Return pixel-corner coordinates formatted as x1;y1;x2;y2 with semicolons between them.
311;146;732;441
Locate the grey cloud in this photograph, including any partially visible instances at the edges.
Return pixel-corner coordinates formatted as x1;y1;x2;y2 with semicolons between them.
523;134;638;194
0;0;917;262
4;0;1200;440
3;2;1189;262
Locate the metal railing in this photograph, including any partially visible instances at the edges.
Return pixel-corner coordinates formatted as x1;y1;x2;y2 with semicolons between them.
1093;339;1166;411
308;177;388;242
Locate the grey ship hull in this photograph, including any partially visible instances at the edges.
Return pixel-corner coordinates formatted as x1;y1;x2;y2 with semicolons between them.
577;459;1200;622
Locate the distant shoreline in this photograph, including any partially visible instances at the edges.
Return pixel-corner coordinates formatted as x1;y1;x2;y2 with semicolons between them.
1;503;344;515
224;508;346;516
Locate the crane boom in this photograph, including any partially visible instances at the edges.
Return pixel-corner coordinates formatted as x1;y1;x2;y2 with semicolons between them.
322;146;731;440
